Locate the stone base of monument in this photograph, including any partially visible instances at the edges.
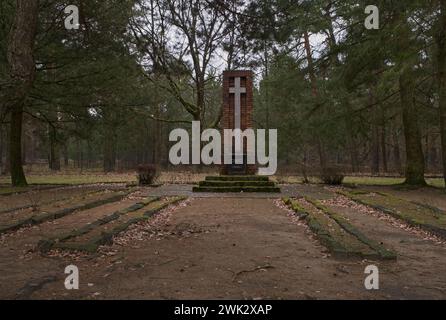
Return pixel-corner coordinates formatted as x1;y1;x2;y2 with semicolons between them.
219;154;257;176
193;175;281;193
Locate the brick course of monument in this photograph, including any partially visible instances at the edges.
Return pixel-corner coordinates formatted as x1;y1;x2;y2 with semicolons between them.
220;70;257;175
193;70;280;193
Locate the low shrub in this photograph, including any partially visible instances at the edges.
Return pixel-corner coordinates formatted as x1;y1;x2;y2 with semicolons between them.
137;164;159;185
320;167;345;185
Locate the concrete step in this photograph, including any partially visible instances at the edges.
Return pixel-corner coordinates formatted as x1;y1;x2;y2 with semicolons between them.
205;176;270;182
199;180;276;187
193;186;281;193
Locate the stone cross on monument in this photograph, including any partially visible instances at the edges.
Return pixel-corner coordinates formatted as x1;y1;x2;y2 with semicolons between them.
221;70;257;176
229;77;246;133
229;77;246;163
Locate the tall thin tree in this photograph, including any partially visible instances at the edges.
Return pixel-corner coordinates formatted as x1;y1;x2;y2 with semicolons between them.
7;0;39;186
437;0;446;187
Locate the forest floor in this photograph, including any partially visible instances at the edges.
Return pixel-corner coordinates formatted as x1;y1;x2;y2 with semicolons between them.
0;181;445;300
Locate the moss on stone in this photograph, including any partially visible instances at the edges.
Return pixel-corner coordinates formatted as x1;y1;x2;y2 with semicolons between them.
205;176;269;182
283;198;397;260
0;192;130;235
47;197;186;253
342;190;446;240
199;180;275;187
306;198;397;260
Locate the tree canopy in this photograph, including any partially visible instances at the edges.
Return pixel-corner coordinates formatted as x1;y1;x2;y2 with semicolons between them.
1;0;445;187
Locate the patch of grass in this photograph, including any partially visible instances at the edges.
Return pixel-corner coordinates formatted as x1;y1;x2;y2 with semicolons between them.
274;176;320;184
0;186;29;195
0;185;63;196
342;190;446;240
0;174;136;185
343;176;405;186
283;197;308;219
343;176;445;188
0;171;211;186
273;175;445;188
1;171;444;188
306;198;396;260
283;197;397;260
426;178;445;188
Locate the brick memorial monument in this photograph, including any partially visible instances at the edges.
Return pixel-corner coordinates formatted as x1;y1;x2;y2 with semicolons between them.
193;70;280;193
220;70;257;176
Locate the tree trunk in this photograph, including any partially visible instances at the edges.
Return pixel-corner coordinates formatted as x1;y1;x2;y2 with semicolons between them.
87;140;93;169
103;125;117;172
7;0;40;186
392;14;426;185
369;89;380;175
344;102;359;173
371;121;380;176
63;143;69;167
76;139;83;171
380;107;388;173
0;125;3;172
437;0;446;187
22;125;27;165
2;126;10;175
399;69;426;185
427;135;439;172
301;149;309;184
316;138;327;170
10;107;27;185
152;106;162;165
48;125;60;171
28;124;36;164
392;125;402;174
75;139;83;171
424;133;430;172
196;74;206;122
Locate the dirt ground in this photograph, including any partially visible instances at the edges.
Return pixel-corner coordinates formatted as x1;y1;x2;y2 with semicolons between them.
0;184;445;300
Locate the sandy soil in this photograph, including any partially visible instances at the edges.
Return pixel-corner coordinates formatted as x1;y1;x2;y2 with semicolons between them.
0;185;445;300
